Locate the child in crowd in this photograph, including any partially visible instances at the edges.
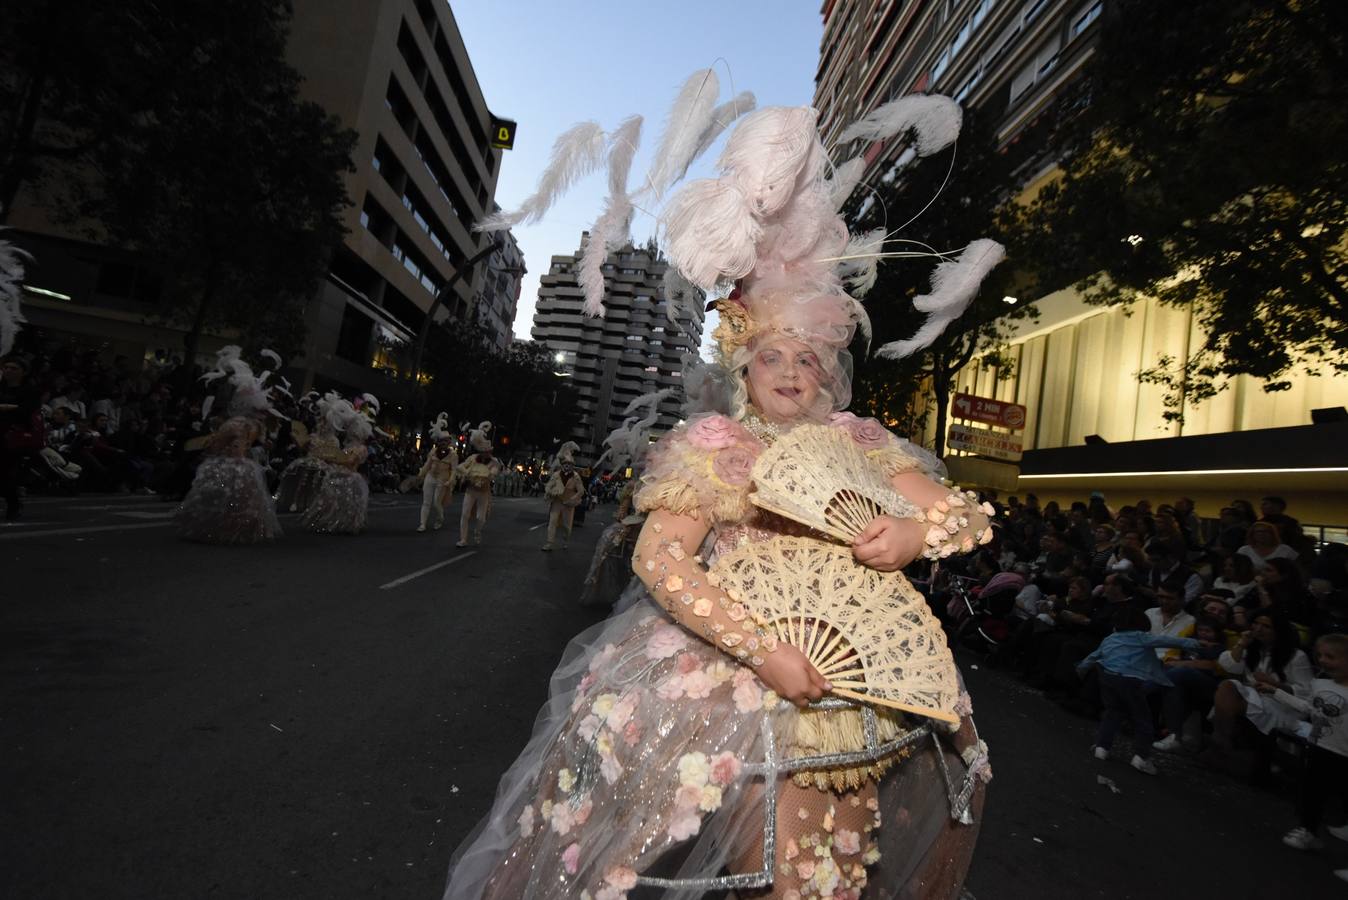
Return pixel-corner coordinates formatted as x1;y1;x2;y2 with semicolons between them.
1275;633;1348;883
1078;606;1209;775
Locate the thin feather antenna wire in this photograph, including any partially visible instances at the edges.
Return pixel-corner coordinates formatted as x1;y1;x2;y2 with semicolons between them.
644;69;721;199
476;122;607;231
836;94;963;157
835;227;887;297
578;116;644;317
875;238;1006;360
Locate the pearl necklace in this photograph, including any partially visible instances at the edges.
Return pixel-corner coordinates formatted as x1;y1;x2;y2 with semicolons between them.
742;409;784;444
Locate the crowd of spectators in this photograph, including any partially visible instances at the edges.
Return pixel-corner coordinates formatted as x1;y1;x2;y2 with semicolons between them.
937;490;1347;797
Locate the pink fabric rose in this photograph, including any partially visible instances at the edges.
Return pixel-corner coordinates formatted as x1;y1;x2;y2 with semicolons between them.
561;842;580;875
680;668;716;700
574;796;594;826
623;721;642;746
828;411;891;449
709;751;742;786
600;752;623;785
712;445;754;486
687;415;739;450
796;859;816;880
605;866;639;890
656;676;685;700
645;624;689;660
577;714;601;742
668;808;701;841
834;827;862;855
676;651;701;675
675;783;704;810
605;693;639;732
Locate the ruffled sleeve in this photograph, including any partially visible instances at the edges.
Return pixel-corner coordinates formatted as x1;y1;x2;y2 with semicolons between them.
634;414;762;525
826;411;946;481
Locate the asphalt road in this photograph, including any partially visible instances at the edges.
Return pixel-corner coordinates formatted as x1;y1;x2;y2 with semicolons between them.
2;493;1343;898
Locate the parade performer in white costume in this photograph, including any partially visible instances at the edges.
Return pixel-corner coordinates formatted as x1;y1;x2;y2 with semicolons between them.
457;421;501;547
301;393;374;535
542;442;585;551
444;71;1005;900
175;347;284;544
273;391;333;514
418;412;458;532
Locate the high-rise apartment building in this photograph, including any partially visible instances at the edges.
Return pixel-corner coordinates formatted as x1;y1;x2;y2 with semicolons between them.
812;1;1348;522
472;228;525;353
5;0;511;404
532;238;704;465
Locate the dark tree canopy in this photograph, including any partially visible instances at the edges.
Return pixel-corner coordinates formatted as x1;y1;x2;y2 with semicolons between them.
1009;0;1348;419
1;1;357;361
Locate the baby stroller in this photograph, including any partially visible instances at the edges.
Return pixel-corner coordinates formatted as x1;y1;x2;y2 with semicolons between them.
949;571;1025;653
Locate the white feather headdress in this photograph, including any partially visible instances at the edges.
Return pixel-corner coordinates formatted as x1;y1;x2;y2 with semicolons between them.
477;70;1004;410
201;345;289;421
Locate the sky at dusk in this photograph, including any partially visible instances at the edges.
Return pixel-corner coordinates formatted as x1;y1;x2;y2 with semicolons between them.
451;0;825;345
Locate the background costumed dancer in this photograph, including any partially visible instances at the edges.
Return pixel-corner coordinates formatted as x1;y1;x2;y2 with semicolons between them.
175;346;285;544
301;393;375;534
444;70;1003;899
418;413;459;532
457;421;501;547
542;441;585;551
273;391;334;514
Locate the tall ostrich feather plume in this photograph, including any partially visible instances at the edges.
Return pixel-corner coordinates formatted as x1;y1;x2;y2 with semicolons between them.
836;94;963;157
876;239;1005;360
476;122;606;231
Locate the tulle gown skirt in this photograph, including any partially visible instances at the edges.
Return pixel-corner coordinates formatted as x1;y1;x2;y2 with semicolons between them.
175;456;282;544
300;469;368;534
274;456;330;514
443;597;987;900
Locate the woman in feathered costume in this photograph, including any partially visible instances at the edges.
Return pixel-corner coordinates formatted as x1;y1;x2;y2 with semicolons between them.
273;391;335;514
174;347;284;544
418;412;459;532
456;421;502;547
444;73;1003;900
300;394;375;534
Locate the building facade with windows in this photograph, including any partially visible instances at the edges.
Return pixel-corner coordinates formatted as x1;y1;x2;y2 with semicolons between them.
472;228;525;353
5;0;508;410
813;1;1346;524
531;238;704;466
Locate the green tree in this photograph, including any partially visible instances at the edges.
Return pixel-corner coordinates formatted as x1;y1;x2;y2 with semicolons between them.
847;110;1034;456
1010;0;1348;420
2;2;356;365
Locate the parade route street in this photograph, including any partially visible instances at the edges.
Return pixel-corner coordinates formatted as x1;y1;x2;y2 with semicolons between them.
2;493;1342;898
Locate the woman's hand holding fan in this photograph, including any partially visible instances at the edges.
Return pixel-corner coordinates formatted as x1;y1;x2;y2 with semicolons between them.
756;642;832;709
851;514;925;572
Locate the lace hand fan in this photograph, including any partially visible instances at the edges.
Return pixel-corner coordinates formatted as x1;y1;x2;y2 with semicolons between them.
749;424;918;544
711;535;959;723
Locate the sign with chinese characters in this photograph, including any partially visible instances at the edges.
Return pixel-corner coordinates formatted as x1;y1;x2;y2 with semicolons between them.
947;424;1023;462
490;116;517;150
951;392;1027;430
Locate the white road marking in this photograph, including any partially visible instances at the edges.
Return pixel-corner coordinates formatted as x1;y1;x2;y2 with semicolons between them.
0;521;173;541
379;551;476;590
528;523;546;531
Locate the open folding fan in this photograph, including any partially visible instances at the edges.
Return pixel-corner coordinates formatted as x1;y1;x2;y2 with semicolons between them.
711;535;959;723
750;424;918;544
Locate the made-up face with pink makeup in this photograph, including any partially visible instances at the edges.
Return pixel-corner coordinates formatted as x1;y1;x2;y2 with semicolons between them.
745;338;826;422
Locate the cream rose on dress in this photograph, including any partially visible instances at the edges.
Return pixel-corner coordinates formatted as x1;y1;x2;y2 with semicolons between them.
834;827;862;855
605;866;638;890
686;415;740;450
711;444;754;486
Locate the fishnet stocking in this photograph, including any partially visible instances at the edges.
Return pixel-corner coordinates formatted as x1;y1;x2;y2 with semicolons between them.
736;780;880;899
